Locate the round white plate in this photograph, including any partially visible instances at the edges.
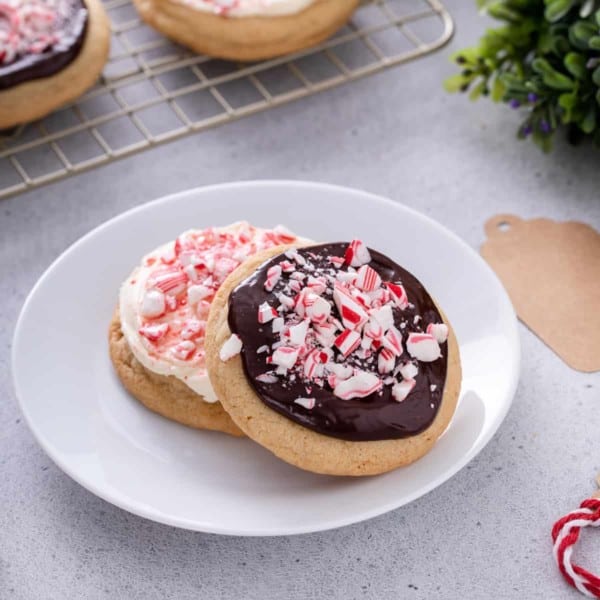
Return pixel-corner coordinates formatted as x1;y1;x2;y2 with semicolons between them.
13;181;519;536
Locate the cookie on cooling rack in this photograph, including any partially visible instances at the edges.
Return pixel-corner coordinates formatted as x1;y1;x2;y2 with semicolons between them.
131;0;359;62
109;222;310;436
206;241;462;475
0;0;110;129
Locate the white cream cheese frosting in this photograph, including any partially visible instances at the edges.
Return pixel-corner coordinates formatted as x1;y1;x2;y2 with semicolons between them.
175;0;316;18
119;222;304;402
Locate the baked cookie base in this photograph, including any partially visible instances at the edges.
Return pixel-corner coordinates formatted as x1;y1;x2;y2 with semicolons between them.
109;310;244;437
132;0;360;62
206;247;462;476
0;0;111;129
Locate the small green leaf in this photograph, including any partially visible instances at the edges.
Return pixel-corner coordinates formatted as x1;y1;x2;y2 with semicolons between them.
580;106;597;133
595;7;600;26
564;52;587;79
500;73;530;93
491;77;506;102
580;0;595;18
486;2;523;22
532;57;553;74
559;92;577;109
569;21;597;49
545;0;575;22
450;47;481;64
469;80;488;101
596;89;600;106
533;58;575;89
444;74;471;93
588;35;600;49
593;65;600;86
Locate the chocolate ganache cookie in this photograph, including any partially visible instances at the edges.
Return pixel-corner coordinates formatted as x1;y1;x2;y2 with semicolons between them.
0;0;110;128
206;240;462;476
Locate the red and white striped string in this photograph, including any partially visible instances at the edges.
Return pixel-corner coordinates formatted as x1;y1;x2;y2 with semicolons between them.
552;496;600;598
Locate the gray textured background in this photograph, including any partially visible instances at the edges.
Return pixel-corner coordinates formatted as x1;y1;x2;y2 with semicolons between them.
2;0;600;598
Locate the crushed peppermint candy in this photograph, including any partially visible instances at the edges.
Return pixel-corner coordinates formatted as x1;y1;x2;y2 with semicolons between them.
0;0;86;67
220;333;242;361
134;223;301;372
232;240;448;407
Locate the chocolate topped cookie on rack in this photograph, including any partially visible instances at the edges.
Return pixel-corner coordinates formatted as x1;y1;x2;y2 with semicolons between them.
206;240;462;476
131;0;359;61
0;0;110;128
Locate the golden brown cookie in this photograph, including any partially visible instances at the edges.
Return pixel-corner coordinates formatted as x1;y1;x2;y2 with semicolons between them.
131;0;359;62
0;0;110;129
109;309;244;436
205;245;462;476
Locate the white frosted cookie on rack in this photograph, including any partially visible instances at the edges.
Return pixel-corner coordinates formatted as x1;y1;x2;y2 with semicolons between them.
131;0;360;61
0;0;110;128
109;221;310;436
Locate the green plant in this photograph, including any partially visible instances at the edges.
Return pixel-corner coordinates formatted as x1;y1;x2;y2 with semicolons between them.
445;0;600;151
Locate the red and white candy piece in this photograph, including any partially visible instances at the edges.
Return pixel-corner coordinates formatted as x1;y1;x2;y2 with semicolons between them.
287;320;309;347
187;284;212;305
406;332;441;362
314;322;337;347
180;319;204;340
258;302;278;324
378;348;396;374
385;282;409;310
264;265;282;291
152;269;188;296
328;256;345;268
392;378;416;402
305;295;331;325
256;372;278;384
294;397;316;410
171;340;196;361
327;363;353;380
140;289;166;318
333;284;368;331
344;239;371;267
355;264;381;292
139;322;169;342
334;329;361;358
363;318;384;341
398;362;418;380
381;326;403;357
427;323;449;344
271;346;300;370
220;333;243;361
303;350;325;379
334;371;382;400
369;304;394;333
272;317;284;334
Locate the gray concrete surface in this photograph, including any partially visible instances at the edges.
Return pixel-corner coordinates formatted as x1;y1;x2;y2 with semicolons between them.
2;0;600;598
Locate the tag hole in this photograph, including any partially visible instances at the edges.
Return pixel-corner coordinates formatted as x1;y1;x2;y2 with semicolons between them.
498;221;511;232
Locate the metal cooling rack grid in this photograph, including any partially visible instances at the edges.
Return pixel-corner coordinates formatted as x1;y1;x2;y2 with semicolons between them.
0;0;454;199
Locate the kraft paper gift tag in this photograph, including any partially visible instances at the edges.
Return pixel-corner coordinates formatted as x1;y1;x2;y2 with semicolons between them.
481;215;600;372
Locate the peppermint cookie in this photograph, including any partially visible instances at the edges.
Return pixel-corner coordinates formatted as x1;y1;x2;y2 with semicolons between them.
206;241;462;475
0;0;110;129
109;222;307;436
131;0;360;62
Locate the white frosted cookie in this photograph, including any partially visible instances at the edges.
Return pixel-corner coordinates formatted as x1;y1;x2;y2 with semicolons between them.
131;0;360;61
110;221;309;434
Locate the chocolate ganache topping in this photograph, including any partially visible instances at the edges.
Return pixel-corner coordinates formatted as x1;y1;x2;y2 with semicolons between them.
0;0;88;90
226;241;450;442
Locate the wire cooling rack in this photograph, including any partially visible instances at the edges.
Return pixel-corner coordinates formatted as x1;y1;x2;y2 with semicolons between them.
0;0;453;199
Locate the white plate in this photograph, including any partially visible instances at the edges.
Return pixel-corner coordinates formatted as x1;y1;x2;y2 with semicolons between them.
13;181;519;536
